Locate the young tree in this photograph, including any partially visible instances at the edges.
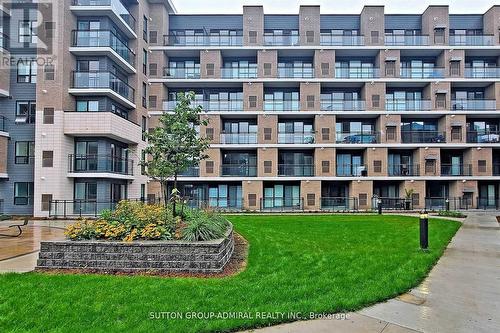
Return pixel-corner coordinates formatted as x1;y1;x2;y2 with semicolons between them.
141;92;210;215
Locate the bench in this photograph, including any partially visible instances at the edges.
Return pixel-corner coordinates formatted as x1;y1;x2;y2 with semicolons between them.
0;219;29;237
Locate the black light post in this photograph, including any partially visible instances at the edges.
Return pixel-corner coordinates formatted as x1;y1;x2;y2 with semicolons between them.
377;198;382;215
445;198;450;211
419;209;429;250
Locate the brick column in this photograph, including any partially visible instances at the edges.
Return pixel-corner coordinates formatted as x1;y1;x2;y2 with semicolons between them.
301;180;321;211
258;115;278;144
300;82;320;111
360;6;385;46
200;50;222;79
258;148;278;177
243;6;264;46
422;6;449;46
314;50;335;78
299;6;320;46
315;148;335;177
242;180;263;210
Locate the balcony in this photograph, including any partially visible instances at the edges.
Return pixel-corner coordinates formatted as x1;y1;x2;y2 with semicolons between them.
320;100;366;111
464;67;500;78
335;67;380;79
220;133;257;144
63;111;142;144
70;71;135;107
278;132;315;144
452;99;496;111
493;164;500;176
277;67;314;78
385;99;432;111
450;35;495;46
70;30;135;73
466;130;500;143
335;132;379;144
440;164;472;176
70;0;136;38
320;197;358;211
384;35;429;46
320;34;364;46
162;99;243;112
68;154;134;177
164;34;243;46
336;164;367;177
264;100;300;112
372;197;412;210
388;164;420;176
400;67;445;79
221;67;257;79
278;164;314;177
220;164;257;177
264;34;299;46
163;67;201;79
179;166;199;177
401;131;446;143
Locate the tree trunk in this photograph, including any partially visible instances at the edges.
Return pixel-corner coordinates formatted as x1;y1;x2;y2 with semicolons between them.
161;180;168;208
172;174;178;217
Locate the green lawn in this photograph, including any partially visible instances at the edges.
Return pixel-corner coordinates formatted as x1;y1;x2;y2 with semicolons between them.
0;215;460;333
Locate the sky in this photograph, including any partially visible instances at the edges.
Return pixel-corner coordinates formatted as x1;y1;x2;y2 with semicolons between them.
171;0;497;14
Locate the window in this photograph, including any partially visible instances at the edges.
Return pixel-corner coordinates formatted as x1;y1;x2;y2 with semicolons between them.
205;160;214;173
15;101;36;124
373;160;382;173
435;93;446;109
451;126;462;141
425;160;436;174
321;63;329;76
44;64;55;80
14;182;34;205
264;128;272;140
17;60;37;83
249;31;257;44
141;184;146;201
412;193;420;206
142;116;147;141
386;126;396;141
249;95;257;108
41;194;52;211
43;108;54;124
205;127;214;140
74;181;97;202
322;160;330;173
306;30;315;43
42;151;53;167
44;22;55;38
142;82;147;108
264;63;272;76
18;21;37;43
206;63;215;76
248;193;257;207
306;193;315;206
359;193;367;206
434;28;445;44
450;60;460;76
15;141;35;164
143;16;148;41
321;128;330;141
478;160;487;173
143;49;148;75
141;150;146;175
264;160;272;173
149;63;157;76
76;100;99;112
149;31;158;44
148;95;157;108
385;61;396;77
307;95;315;108
371;31;379;44
372;94;380;108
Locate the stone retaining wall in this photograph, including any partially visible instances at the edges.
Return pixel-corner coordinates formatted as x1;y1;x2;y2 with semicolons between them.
36;224;234;273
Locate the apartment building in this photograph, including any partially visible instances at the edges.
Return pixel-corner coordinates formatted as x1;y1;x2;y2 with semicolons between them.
0;1;499;216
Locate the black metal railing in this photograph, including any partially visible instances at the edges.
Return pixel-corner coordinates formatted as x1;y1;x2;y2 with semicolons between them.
401;131;446;143
425;197;473;210
68;154;134;175
440;164;472;176
476;197;500;210
220;164;257;177
372;197;413;210
336;164;367;177
387;164;420;176
320;197;358;211
278;164;314;176
260;198;304;211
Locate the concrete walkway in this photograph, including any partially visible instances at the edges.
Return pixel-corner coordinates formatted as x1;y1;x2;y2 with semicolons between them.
245;212;500;333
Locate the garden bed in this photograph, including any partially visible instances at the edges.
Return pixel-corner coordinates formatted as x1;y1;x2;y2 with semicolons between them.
36;223;235;274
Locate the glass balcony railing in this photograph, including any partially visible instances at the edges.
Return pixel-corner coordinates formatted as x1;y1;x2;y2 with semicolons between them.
278;164;314;176
384;35;429;46
466;130;500;143
221;67;258;79
179;166;199;177
320;34;364;46
164;34;243;46
335;132;379;144
336;164;367;177
68;154;133;175
71;71;135;103
464;67;500;78
320;197;358;211
385;99;432;111
163;67;201;79
71;30;135;66
264;100;300;112
264;34;299;46
72;0;136;32
450;35;495;46
220;164;257;177
388;164;420;176
277;67;314;78
335;67;380;79
441;164;472;176
220;133;257;144
400;67;445;79
452;99;496;111
277;132;315;144
162;99;243;112
320;100;366;111
401;131;446;143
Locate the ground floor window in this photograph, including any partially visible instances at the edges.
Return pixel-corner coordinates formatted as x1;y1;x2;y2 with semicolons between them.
14;182;34;205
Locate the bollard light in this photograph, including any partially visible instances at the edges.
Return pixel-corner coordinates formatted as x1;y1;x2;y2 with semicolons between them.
445;198;450;211
419;209;429;250
377;198;382;215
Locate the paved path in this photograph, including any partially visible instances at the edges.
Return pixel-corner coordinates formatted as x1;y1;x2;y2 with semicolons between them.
245;212;500;333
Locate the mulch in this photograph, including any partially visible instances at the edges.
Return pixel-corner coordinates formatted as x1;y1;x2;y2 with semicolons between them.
35;232;249;278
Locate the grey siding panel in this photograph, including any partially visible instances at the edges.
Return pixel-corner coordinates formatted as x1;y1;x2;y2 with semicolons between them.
169;15;243;30
449;15;483;29
385;15;421;30
264;15;299;30
320;15;360;30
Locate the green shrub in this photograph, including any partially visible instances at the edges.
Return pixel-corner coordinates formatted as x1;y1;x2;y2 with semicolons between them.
437;210;466;218
182;209;229;242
